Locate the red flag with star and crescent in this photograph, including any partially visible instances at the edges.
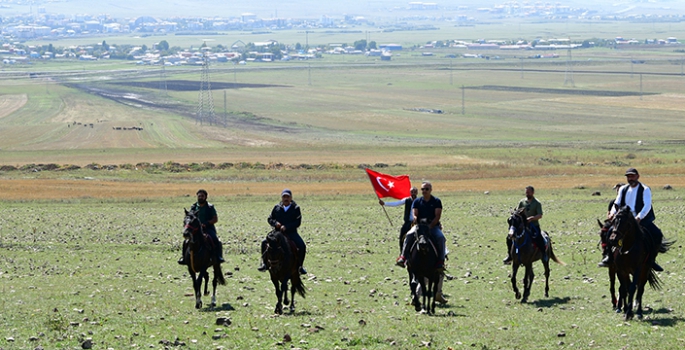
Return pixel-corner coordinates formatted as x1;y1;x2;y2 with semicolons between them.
365;168;411;200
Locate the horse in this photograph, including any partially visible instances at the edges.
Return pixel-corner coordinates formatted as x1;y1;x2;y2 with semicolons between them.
597;219;626;312
406;221;441;314
182;209;226;309
609;206;672;320
507;208;565;303
264;229;306;315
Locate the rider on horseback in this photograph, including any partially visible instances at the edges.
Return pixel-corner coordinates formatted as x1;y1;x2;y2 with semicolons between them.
504;186;545;264
396;181;446;272
379;187;418;261
258;189;308;275
602;168;664;272
178;189;225;265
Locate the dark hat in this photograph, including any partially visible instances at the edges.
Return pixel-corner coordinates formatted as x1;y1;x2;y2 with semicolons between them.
281;189;292;197
624;168;639;176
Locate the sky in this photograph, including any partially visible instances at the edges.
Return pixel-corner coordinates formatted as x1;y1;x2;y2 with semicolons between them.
2;0;684;19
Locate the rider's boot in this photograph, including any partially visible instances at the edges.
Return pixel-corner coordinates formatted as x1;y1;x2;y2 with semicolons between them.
652;260;664;272
395;256;406;268
177;240;188;265
298;266;308;275
503;238;513;264
257;240;268;272
597;246;611;267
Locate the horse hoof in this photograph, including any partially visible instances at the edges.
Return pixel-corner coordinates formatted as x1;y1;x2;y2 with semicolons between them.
615;308;622;314
515;293;521;300
195;302;202;309
544;293;549;298
637;314;643;320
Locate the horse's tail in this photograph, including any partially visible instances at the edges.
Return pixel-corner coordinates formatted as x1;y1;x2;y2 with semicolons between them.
647;267;662;290
548;239;566;266
659;239;675;254
215;264;226;286
292;272;306;298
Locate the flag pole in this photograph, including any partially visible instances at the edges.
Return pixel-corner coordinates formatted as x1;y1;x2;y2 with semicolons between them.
375;192;394;227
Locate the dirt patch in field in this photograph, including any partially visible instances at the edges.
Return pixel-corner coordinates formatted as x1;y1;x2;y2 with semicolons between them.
110;80;290;92
468;85;659;97
2;176;683;200
0;94;28;119
64;83;303;135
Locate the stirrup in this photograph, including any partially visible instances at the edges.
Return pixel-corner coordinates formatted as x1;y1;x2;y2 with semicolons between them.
298;266;308;275
257;263;268;272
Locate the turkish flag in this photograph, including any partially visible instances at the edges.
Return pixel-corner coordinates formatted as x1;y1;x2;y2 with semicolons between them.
365;168;411;200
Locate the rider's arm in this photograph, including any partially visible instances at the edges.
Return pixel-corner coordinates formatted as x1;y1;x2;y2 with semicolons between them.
267;206;280;228
382;199;405;207
637;186;652;221
609;188;622;218
412;207;418;225
430;208;442;229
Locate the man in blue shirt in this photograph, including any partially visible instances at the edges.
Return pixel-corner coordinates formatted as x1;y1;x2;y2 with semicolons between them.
396;181;446;271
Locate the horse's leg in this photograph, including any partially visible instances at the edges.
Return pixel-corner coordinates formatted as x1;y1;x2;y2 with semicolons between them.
609;265;617;309
430;276;437;315
194;272;204;309
625;270;639;320
635;270;648;319
283;279;290;306
211;265;219;307
289;278;297;313
419;277;428;313
272;278;283;315
511;263;521;300
203;271;210;296
411;274;421;311
543;258;550;298
520;263;533;303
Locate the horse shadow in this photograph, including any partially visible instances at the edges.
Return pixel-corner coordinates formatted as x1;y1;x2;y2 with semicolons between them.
645;316;684;327
200;302;235;312
529;296;572;308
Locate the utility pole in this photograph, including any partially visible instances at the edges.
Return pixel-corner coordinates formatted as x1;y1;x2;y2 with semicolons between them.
461;85;465;115
223;90;228;127
564;48;574;87
450;60;453;85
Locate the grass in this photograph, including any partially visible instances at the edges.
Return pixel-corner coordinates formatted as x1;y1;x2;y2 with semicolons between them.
1;189;684;349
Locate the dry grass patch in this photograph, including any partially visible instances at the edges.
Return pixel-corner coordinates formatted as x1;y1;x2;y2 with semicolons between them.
0;94;27;119
3;175;684;200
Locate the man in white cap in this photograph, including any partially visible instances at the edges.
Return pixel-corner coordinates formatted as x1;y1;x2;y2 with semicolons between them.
605;168;664;271
258;189;308;274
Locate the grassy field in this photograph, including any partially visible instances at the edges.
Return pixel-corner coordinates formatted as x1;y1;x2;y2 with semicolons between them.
1;190;684;349
1;20;685;349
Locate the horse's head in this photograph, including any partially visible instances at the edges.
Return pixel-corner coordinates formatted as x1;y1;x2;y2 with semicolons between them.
507;208;527;240
183;209;202;242
265;230;285;271
416;219;432;254
609;206;637;247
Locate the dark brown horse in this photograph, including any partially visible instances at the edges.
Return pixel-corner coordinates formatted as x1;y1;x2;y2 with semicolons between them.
597;219;627;312
264;229;306;314
182;209;226;309
609;206;672;320
407;222;440;315
508;208;564;303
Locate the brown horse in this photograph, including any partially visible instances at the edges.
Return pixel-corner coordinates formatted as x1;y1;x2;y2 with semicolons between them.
609;206;672;320
508;208;565;303
182;209;226;309
597;219;627;312
264;229;306;314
